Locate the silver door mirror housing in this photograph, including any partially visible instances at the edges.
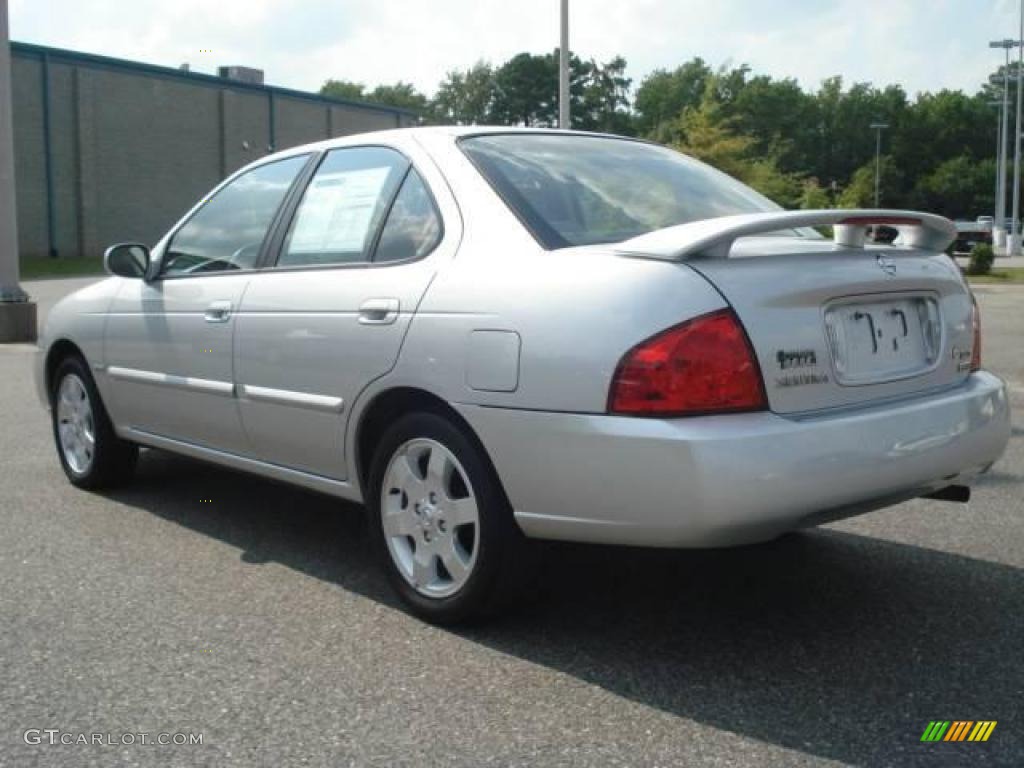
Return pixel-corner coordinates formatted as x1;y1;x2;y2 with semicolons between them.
104;243;151;279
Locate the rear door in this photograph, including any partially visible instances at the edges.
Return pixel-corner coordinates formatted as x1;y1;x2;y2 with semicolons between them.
685;237;973;415
104;155;309;452
234;145;448;479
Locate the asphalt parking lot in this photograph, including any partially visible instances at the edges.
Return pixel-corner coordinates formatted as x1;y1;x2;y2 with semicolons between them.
1;278;1022;767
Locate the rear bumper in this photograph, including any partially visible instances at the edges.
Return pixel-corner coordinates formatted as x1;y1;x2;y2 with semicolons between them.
454;372;1011;547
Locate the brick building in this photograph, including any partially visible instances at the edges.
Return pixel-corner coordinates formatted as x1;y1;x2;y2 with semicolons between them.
11;41;417;263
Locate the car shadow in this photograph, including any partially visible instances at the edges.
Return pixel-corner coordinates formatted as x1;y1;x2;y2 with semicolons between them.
104;449;1024;767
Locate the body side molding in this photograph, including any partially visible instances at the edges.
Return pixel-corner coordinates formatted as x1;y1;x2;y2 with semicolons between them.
106;366;234;397
238;384;344;413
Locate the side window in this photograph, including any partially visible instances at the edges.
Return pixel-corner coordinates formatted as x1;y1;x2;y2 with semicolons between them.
278;147;408;268
373;169;442;263
162;155;307;277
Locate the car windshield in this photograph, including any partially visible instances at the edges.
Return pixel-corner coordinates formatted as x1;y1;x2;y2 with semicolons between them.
460;133;785;249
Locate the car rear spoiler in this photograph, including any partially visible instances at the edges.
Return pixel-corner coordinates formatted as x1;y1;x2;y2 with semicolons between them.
614;209;958;261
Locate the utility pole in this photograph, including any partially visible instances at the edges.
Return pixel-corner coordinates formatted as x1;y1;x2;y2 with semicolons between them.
992;100;1004;226
870;122;889;208
989;39;1017;249
0;0;36;342
559;0;569;129
1012;0;1024;256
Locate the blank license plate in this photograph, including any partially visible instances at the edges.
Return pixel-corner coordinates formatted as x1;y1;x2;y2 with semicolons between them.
825;297;941;384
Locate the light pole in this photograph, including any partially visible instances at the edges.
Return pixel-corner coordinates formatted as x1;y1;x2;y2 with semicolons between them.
1011;0;1024;256
0;0;37;342
991;100;1004;227
558;0;569;129
870;122;889;208
989;39;1017;249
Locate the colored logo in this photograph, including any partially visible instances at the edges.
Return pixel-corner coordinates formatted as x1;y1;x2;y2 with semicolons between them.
920;721;997;742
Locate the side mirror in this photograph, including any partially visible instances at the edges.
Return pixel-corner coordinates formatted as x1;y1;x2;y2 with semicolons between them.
104;243;151;279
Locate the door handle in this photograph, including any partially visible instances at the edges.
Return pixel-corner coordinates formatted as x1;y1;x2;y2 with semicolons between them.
358;298;400;325
204;300;233;323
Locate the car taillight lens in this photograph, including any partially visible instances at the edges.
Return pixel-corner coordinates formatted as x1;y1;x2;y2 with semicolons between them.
609;308;768;416
970;293;981;372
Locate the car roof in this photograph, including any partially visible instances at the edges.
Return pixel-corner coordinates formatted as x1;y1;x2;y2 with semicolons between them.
346;124;625;141
268;125;636;159
229;125;655;186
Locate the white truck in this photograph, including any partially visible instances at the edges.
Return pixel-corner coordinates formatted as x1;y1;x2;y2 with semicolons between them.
952;217;994;254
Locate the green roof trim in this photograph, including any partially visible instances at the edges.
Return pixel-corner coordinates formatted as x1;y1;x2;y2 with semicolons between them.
10;40;419;119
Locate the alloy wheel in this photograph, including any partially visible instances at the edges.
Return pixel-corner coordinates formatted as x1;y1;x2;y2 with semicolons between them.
56;373;96;475
380;438;480;598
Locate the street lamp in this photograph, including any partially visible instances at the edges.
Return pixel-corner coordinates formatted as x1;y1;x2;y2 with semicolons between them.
558;0;569;129
989;38;1018;249
990;99;1004;229
1011;0;1024;256
870;122;889;208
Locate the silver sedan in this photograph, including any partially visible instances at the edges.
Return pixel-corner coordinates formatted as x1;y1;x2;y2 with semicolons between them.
35;127;1011;623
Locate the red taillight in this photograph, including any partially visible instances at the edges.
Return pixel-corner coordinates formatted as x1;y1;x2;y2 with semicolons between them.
970;293;981;372
609;309;768;416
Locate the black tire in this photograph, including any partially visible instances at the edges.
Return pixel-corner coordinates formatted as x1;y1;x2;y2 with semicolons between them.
50;355;138;489
367;411;536;625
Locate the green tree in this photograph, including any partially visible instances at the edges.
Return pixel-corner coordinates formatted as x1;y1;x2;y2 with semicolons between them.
490;52;558;126
321;79;429;117
798;179;832;210
978;61;1023;104
320;79;367;101
576;55;634;134
911;156;995;219
366;82;430;115
707;63;752;107
672;96;801;207
743;159;803;208
730;75;818;173
894;90;992;190
431;62;497;125
837;156;903;208
486;49;628;130
810;78;909;196
634;58;712;140
322;49;1007;219
671;99;754;179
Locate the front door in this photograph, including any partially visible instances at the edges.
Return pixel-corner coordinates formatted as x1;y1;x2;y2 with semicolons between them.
234;146;446;479
103;154;309;453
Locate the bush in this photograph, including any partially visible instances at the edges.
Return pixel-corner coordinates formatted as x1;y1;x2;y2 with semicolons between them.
967;243;995;275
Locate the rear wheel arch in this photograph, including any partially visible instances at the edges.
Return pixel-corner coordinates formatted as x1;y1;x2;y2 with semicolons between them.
354;387;509;507
362;397;538;623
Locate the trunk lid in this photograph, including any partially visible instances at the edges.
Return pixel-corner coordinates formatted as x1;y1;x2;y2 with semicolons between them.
683;236;973;414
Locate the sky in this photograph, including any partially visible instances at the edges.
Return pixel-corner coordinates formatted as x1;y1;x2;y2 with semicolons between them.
8;0;1022;99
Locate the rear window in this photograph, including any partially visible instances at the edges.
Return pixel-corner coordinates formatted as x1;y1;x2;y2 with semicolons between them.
459;133;782;249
